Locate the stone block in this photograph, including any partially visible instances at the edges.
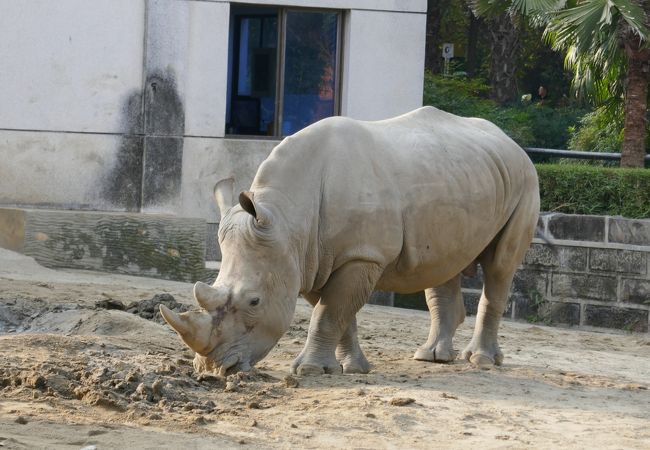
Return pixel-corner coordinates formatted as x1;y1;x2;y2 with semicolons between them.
394;291;427;311
584;305;648;333
369;291;395;306
0;208;25;252
551;273;617;301
620;279;650;305
589;249;647;275
462;291;480;316
523;244;557;267
0;208;207;283
205;223;221;261
462;290;511;318
608;217;650;247
548;214;605;242
461;264;483;290
534;216;546;238
513;296;580;326
545;302;581;325
523;245;587;271
512;269;548;298
503;296;513;319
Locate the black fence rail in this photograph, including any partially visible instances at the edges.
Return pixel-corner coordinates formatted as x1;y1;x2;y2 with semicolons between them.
525;147;650;164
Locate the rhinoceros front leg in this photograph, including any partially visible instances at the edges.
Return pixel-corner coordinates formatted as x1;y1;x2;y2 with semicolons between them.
292;262;382;376
302;292;371;374
413;275;465;363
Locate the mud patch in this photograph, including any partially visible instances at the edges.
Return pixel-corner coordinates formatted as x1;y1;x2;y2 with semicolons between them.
121;293;189;324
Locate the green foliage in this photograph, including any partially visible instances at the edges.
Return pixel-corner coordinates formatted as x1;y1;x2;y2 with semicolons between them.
423;73;584;148
568;105;650;157
568;106;624;153
537;164;650;218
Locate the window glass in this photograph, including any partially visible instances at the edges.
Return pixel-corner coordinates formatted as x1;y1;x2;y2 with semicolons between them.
226;7;340;137
230;14;277;135
281;11;338;136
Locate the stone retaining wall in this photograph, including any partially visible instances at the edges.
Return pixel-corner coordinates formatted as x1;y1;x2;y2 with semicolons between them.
462;213;650;333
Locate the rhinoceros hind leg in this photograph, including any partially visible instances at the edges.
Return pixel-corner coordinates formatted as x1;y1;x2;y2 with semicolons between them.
292;262;382;376
414;275;464;363
462;198;538;366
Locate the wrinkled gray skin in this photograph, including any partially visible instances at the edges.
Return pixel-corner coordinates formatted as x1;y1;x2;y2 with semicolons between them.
161;106;540;376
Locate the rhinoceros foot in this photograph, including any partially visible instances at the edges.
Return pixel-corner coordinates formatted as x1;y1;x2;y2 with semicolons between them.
413;341;457;363
337;350;371;374
461;340;504;367
291;352;343;376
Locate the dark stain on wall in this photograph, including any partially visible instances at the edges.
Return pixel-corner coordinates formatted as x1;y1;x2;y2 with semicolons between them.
144;72;185;136
102;91;144;212
142;71;185;210
103;69;185;212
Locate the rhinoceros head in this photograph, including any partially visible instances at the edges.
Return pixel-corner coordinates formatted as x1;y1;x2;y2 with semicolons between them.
160;179;300;375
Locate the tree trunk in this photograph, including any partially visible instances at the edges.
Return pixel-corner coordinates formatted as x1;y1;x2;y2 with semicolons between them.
488;13;520;104
425;0;452;74
620;36;650;168
466;10;483;77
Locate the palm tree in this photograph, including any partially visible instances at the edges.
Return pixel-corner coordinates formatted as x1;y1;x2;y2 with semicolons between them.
546;0;649;167
473;0;559;104
474;0;650;167
487;11;521;104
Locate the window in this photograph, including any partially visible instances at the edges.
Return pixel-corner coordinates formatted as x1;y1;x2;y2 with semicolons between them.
227;5;342;137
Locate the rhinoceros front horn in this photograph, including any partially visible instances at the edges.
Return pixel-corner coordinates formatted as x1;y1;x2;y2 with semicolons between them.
159;305;217;356
193;281;228;310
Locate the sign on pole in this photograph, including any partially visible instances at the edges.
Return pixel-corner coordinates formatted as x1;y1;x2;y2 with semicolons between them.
442;43;454;76
442;43;454;59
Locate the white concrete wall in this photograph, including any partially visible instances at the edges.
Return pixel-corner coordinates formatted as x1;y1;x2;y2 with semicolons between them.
185;1;230;137
0;0;145;134
0;131;125;209
341;9;426;121
0;0;427;220
180;139;277;222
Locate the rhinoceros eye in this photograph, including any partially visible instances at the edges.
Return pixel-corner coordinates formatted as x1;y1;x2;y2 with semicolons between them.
249;297;260;307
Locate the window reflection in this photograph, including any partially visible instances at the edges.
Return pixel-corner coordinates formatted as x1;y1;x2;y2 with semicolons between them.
227;7;340;137
282;11;338;136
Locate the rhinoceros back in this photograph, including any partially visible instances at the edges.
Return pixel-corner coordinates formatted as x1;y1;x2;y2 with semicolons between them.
251;106;538;293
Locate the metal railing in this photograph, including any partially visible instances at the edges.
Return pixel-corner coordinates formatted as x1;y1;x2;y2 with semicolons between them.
525;147;650;164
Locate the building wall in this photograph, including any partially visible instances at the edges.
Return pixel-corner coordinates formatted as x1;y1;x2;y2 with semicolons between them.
0;0;427;222
342;9;426;120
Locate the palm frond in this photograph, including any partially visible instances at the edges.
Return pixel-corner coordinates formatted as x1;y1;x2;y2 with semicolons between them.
472;0;563;18
510;0;565;15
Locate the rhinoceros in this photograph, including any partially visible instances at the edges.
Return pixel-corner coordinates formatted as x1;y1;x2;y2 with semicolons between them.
160;106;540;376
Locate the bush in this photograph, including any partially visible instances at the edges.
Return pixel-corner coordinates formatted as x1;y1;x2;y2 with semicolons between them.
423;73;585;149
537;164;650;218
568;106;624;154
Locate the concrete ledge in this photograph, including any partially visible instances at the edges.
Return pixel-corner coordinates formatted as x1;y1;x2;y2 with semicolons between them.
0;208;208;283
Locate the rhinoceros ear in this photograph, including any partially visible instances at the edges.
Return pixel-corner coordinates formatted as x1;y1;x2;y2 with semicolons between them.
214;177;234;219
239;191;272;227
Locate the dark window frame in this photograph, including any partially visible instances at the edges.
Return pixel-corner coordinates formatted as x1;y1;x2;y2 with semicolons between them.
227;5;344;138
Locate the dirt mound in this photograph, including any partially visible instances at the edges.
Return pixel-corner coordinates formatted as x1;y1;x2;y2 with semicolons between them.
95;293;189;324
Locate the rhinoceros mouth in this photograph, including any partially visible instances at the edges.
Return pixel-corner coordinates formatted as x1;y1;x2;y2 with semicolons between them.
216;353;242;376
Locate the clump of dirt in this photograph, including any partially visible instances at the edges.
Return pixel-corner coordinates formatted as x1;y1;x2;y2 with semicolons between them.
0;298;78;333
95;293;189;324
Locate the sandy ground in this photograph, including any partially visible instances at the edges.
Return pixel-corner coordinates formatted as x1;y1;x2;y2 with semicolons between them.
1;248;649;449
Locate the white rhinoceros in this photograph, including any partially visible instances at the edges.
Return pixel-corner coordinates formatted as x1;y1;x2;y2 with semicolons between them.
160;106;540;376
